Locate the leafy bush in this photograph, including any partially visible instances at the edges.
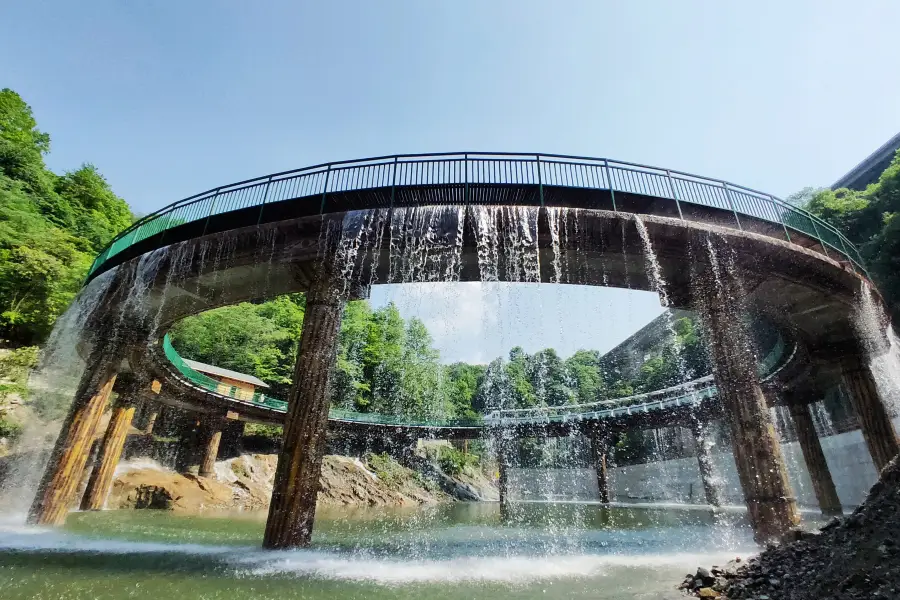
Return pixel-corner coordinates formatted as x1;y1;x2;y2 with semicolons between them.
436;445;478;477
244;423;282;442
364;452;407;488
0;415;22;441
0;345;38;403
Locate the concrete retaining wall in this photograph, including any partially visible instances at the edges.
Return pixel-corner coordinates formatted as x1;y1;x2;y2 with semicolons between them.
510;425;885;509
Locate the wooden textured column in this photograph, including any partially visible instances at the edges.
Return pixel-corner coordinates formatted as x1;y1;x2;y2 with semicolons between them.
693;239;799;542
842;357;900;472
263;266;344;549
788;402;843;516
80;393;137;510
198;419;224;478
589;430;611;504
143;404;160;435
28;358;118;525
690;420;722;507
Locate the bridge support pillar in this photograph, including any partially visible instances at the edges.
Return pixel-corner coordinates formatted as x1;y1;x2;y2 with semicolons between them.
787;400;842;516
263;266;344;549
690;420;721;507
80;386;138;511
842;357;899;472
693;245;799;542
28;354;119;526
199;418;224;478
497;438;511;506
589;430;611;504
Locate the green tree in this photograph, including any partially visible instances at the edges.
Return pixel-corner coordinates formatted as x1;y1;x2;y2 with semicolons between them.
0;89;134;345
0;177;92;344
0;89;58;216
802;150;900;320
565;350;606;404
444;362;485;419
169;297;305;397
56;164;134;252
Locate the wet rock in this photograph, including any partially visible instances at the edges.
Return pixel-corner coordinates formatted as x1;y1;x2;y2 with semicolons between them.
696;567;715;586
132;485;175;509
680;456;900;600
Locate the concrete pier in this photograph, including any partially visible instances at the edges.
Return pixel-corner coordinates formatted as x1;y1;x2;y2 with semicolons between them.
693;244;799;541
80;388;138;511
198;418;224;478
842;357;900;471
28;357;119;526
690;420;721;507
263;266;344;549
496;433;512;506
589;430;611;504
787;400;842;516
142;404;160;435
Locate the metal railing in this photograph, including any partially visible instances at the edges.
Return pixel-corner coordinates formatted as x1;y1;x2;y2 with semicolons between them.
482;330;791;425
161;335;481;428
86;152;867;281
483;378;719;426
161;327;792;429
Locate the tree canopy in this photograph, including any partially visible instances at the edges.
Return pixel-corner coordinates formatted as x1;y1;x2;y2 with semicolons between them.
800;150;900;320
0;89;134;345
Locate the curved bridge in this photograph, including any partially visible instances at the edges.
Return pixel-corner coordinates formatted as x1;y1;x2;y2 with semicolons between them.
101;151;868;441
152;324;794;438
34;151;896;549
87;152;865;284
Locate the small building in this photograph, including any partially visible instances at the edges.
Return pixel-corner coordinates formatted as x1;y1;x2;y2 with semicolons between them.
183;359;270;401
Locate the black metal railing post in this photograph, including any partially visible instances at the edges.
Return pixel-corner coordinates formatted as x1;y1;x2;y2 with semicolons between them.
536;154;544;207
604;159;617;212
771;195;792;242
319;165;332;214
257;176;273;226
810;219;830;258
722;182;743;230
666;170;684;219
464;153;469;204
390;156;398;208
201;188;222;237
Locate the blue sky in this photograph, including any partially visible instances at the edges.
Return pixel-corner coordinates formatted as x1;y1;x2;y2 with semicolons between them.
3;1;899;363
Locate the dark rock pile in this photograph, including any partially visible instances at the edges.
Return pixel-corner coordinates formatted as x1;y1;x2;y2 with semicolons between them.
681;456;900;599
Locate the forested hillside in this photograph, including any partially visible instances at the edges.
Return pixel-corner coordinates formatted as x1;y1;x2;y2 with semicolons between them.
799;150;900;320
0;88;134;346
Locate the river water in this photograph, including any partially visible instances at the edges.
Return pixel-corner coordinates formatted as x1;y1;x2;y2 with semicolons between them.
0;503;758;599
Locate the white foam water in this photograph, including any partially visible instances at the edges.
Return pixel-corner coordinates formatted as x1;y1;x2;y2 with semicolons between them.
233;550;740;585
113;457;171;477
0;512;754;587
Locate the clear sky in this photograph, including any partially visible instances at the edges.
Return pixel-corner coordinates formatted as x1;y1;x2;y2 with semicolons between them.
2;1;899;363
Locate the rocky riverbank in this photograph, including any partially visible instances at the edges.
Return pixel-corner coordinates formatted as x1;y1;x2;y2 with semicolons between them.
681;457;900;599
107;452;497;513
